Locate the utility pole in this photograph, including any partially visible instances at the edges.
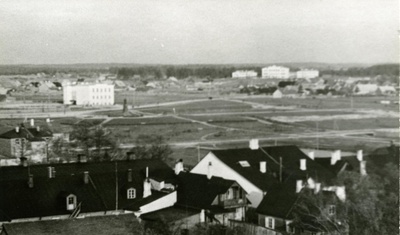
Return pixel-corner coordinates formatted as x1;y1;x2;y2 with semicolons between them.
316;121;319;150
279;157;282;183
115;161;118;212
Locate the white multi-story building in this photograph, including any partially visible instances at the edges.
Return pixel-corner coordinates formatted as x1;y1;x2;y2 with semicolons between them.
261;65;290;79
63;83;114;105
232;70;258;78
296;69;319;79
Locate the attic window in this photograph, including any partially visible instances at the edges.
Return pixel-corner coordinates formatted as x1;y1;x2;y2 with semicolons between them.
238;161;250;167
127;188;136;199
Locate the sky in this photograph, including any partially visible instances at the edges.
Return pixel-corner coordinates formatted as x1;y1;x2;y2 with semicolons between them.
0;0;398;64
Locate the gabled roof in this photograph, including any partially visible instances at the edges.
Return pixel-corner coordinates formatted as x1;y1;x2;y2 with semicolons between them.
0;160;174;221
0;128;32;139
176;172;235;210
209;146;334;191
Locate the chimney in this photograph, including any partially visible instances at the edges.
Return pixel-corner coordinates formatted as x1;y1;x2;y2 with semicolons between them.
296;180;303;193
300;159;307;171
308;151;315;160
314;182;321;194
15;126;20;133
360;161;367;176
207;162;213;180
143;178;152;198
46;118;50;123
127;169;133;182
259;161;267;173
36;126;40;132
28;174;34;188
83;171;89;184
200;209;205;223
174;159;184;175
30;119;34;127
357;150;363;162
249;139;259;150
330;150;341;165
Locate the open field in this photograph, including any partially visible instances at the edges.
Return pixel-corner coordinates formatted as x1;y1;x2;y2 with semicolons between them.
299;118;399;130
244;96;398;111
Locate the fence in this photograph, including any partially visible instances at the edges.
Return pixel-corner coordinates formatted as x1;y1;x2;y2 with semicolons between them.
229;220;283;235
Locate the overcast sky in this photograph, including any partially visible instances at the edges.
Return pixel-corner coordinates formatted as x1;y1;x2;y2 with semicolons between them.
0;0;398;64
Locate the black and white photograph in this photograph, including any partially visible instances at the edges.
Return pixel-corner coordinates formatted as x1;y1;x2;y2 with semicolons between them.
0;0;398;234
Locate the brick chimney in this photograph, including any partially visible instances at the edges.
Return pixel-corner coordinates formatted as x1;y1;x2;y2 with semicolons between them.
260;161;267;173
83;171;89;184
249;139;259;150
15;126;20;133
143;178;152;198
357;150;363;162
300;159;306;171
36;126;40;132
30;119;34;127
174;159;184;175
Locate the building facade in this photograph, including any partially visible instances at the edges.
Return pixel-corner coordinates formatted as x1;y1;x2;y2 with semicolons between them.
296;69;319;79
232;70;258;79
262;66;290;79
63;83;114;106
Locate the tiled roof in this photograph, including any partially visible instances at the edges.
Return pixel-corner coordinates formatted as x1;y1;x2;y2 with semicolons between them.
0;160;174;221
176;172;235;210
210;146;334;191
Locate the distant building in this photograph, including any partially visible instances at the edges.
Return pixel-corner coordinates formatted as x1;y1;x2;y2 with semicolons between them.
352;84;378;95
232;70;258;79
63;83;114;105
296;69;319;79
262;65;290;79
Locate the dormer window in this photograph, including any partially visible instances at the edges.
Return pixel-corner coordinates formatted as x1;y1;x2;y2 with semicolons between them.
127;188;136;199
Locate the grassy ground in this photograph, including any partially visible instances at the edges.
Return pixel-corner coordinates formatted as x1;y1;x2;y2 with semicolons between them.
299;118;398;130
245;96;398;111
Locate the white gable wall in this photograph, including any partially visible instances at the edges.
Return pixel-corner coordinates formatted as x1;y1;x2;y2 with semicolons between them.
191;152;264;207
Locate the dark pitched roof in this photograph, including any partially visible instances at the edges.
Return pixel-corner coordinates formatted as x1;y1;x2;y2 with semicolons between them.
0;128;32;139
256;182;299;219
2;214;141;235
0;160;174;221
176;172;235;210
140;205;200;223
0;126;52;141
210;146;334;191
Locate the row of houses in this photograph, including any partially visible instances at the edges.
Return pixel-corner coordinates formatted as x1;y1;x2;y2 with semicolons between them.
232;66;319;79
0;138;375;234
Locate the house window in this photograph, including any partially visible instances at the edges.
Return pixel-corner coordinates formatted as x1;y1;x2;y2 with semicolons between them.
127;188;136;199
265;217;275;229
328;205;336;215
68;197;74;205
286;221;294;233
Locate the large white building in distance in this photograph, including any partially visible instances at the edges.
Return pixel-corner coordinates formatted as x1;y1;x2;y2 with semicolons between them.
296;69;319;79
232;70;258;78
63;83;114;105
261;65;290;79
